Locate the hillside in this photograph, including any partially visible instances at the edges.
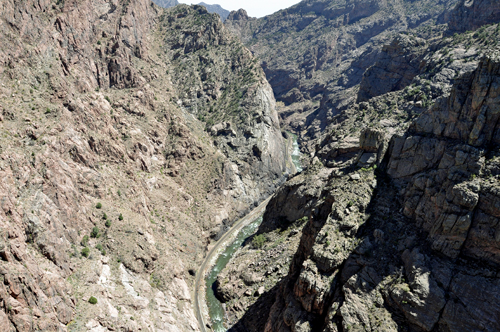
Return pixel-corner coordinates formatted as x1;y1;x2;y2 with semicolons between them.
0;1;290;330
214;0;500;331
152;1;231;21
225;0;459;156
1;0;500;331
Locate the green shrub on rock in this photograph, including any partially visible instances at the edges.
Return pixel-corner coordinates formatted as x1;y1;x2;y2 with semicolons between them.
252;234;266;249
91;227;100;238
89;296;97;304
81;247;90;258
96;244;106;255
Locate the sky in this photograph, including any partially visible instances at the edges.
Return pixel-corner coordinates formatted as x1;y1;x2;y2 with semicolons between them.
178;0;301;18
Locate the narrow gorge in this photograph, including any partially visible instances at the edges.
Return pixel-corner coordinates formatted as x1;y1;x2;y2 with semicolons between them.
0;0;500;331
195;133;302;332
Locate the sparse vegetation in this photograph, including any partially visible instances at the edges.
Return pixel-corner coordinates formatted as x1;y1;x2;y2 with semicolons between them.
252;234;266;249
96;244;106;255
297;216;308;224
1;2;499;330
81;247;90;258
81;235;89;246
91;227;100;238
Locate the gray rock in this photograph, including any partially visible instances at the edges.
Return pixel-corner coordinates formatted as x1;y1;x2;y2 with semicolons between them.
448;0;500;32
358;35;427;102
350;173;361;180
389;249;446;331
440;273;500;331
358;153;377;168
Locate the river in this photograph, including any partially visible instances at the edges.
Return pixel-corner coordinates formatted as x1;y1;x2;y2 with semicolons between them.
204;134;302;331
205;216;263;331
290;133;303;173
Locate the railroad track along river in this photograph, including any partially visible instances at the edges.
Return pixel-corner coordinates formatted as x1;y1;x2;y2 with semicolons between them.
193;197;272;332
194;133;301;331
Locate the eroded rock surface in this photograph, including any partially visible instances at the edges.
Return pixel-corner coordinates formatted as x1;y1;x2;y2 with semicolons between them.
217;5;500;331
448;0;500;32
225;0;459;157
0;1;289;330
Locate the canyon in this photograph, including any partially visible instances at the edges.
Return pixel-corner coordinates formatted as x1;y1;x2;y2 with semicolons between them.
0;0;290;330
0;0;499;331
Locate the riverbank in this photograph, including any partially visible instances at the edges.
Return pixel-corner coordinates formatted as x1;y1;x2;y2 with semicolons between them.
194;197;272;332
194;133;303;331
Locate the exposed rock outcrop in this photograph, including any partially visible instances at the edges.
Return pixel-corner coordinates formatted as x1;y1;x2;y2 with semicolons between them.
357;34;428;102
163;4;289;210
225;0;459;156
0;1;288;330
258;50;500;332
389;55;500;262
198;2;230;21
448;0;500;32
217;7;500;331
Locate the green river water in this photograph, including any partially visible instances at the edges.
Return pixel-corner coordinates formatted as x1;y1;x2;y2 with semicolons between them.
205;216;263;331
205;135;302;331
290;133;303;172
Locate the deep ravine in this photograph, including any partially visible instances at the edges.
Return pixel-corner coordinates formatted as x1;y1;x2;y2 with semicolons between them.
203;134;302;331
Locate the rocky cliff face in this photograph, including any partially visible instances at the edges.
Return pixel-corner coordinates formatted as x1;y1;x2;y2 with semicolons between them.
225;0;459;156
357;34;428;103
224;56;500;332
215;4;500;331
161;5;289;216
390;55;500;263
448;0;500;32
0;0;288;331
